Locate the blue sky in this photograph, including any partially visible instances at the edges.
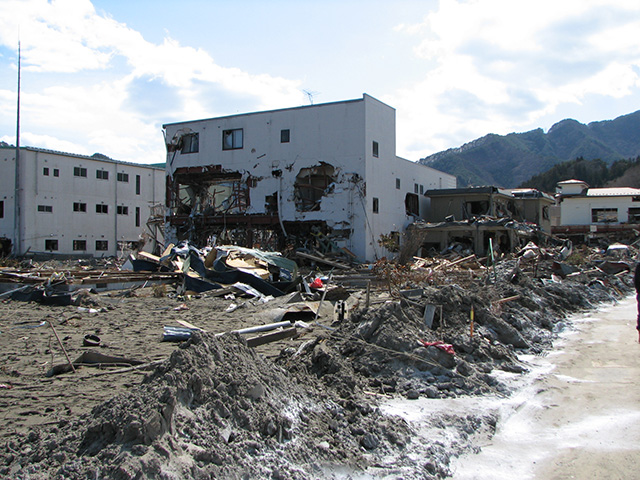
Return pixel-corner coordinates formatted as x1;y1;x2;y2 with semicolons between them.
1;0;639;165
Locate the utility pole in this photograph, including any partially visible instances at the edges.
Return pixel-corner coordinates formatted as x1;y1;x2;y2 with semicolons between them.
13;41;21;256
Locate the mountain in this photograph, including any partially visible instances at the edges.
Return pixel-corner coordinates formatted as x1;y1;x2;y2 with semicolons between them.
420;110;640;188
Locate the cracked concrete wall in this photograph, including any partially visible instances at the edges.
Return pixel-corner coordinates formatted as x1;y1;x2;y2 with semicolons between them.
163;95;456;261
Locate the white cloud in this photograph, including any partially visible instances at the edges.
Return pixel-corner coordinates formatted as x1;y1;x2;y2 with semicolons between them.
391;0;640;159
0;0;305;163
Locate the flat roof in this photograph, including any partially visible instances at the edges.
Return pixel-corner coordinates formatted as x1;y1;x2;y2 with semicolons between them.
586;187;640;197
0;145;164;170
163;93;391;128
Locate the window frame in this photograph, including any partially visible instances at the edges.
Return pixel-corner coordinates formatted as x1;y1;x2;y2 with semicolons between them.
73;202;87;213
37;205;53;213
373;197;379;214
280;129;290;143
73;240;87;251
96;170;109;180
591;207;618;223
73;166;87;178
43;167;49;176
117;172;129;183
181;133;199;154
95;240;109;251
45;239;58;251
222;128;243;150
96;204;109;214
372;141;379;158
117;205;129;215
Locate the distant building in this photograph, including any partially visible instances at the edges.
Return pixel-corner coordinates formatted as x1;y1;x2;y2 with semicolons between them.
162;94;456;262
553;179;640;240
406;186;554;257
0;146;165;257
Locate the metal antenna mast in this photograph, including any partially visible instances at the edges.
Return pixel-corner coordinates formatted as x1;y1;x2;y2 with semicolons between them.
14;41;21;256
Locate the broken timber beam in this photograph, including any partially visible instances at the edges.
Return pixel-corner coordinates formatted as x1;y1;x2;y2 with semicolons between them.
295;251;350;270
246;327;297;348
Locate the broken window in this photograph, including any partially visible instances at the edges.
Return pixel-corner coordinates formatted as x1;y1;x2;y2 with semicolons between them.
172;168;249;216
265;192;278;214
592;208;617;223
465;201;489;217
45;239;58;251
405;193;419;217
629;207;640;222
181;133;199;154
294;163;336;212
223;129;243;150
96;240;108;251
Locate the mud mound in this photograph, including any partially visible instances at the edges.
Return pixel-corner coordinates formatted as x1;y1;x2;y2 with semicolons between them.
2;332;415;479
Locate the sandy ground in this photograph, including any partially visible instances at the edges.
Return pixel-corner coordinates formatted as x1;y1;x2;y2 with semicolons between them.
450;294;640;480
0;287;333;444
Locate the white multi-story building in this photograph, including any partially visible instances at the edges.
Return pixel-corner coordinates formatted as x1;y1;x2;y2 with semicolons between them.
0;146;165;257
163;94;456;262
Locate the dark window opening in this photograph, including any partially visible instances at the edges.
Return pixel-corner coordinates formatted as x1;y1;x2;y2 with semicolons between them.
265;192;278;215
43;167;49;176
97;170;109;180
223;129;243;150
281;129;290;143
294;163;336;212
181;133;199;154
117;206;129;215
592;208;617;223
420;185;424;195
117;172;129;182
136;175;141;195
96;204;108;214
0;200;3;218
53;169;59;177
396;178;401;189
135;207;140;227
73;240;87;251
629;207;640;223
373;141;379;158
74;167;87;177
96;240;108;251
38;205;53;213
45;239;58;251
73;202;87;213
465;201;489;217
373;197;379;214
405;193;419;217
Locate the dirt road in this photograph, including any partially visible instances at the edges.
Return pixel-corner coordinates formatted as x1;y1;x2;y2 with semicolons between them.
452;295;640;479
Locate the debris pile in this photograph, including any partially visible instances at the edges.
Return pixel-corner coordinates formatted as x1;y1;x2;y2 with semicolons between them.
0;239;635;479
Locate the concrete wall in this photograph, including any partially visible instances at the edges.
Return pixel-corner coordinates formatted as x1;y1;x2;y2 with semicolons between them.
0;147;165;256
560;195;640;225
164;94;456;262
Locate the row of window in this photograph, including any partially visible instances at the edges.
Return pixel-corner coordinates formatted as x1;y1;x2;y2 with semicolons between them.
45;239;109;252
180;130;381;158
38;204;141;225
395;178;426;194
44;167;142;194
592;207;640;223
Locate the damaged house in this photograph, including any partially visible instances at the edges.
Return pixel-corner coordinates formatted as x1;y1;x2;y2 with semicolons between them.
404;186;554;257
163;94;456;262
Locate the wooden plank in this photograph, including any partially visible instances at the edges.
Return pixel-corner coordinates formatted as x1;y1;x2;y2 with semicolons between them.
246;327;297;348
296;251;350;270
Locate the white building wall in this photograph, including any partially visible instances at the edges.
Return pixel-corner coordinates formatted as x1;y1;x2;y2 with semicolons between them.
560;195;640;225
0;147;164;256
164;94;456;262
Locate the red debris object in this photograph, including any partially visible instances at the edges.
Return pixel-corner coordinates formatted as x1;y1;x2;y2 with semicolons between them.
309;278;323;289
420;339;455;355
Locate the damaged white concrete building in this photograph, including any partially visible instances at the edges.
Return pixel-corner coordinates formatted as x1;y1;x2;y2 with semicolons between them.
163;94;456;262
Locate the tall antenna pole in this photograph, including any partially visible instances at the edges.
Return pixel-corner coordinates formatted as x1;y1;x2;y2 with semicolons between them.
14;41;21;256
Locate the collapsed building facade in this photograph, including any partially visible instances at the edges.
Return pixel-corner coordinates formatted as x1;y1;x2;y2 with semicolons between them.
403;186;554;259
163;94;456;262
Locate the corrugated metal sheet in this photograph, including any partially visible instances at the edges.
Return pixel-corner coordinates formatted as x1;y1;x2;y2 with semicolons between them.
586;187;640;197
